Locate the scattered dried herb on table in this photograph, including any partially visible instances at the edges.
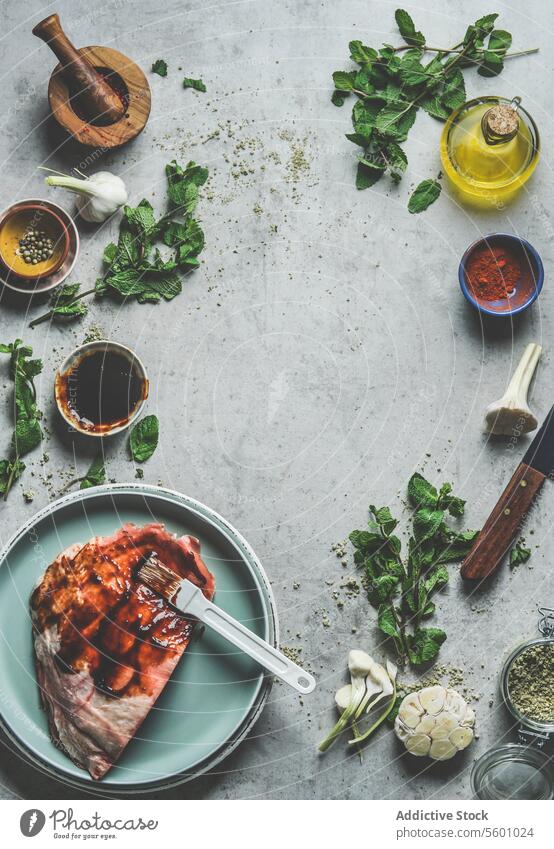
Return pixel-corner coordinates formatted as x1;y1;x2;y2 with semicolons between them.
30;160;208;328
350;473;478;666
0;340;43;500
508;643;554;723
331;9;537;211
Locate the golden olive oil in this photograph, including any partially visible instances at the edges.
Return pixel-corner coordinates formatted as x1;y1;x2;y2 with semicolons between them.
440;96;539;208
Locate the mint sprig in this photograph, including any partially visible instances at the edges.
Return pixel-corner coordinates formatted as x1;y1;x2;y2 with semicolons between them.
350;472;478;666
332;9;538;211
0;340;43;500
30;160;208;328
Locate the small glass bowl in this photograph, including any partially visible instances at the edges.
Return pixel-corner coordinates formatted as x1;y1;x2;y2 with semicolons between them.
471;636;554;800
501;636;554;735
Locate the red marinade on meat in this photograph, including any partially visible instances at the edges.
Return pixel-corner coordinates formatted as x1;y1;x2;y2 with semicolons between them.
30;523;215;780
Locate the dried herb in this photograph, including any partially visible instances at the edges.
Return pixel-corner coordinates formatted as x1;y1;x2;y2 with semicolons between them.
0;340;43;500
332;9;537;211
30;160;208;328
350;473;478;666
508;643;554;722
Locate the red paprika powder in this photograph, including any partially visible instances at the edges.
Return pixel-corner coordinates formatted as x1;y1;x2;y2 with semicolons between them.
465;244;522;301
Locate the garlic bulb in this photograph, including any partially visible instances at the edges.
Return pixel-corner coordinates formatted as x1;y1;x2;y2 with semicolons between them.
394;685;475;760
45;171;128;223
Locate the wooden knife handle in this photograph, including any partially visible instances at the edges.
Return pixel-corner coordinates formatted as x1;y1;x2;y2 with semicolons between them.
33;14;125;124
461;463;544;581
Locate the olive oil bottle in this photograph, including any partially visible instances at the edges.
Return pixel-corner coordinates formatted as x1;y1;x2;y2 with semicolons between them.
440;96;539;208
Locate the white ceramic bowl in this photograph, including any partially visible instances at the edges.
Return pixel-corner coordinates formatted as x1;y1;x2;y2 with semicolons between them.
54;340;149;437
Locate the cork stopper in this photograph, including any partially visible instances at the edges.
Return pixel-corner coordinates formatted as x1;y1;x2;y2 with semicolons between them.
482;104;519;144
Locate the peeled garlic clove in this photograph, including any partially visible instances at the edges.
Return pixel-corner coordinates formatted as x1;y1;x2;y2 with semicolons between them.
415;715;436;735
335;684;352;712
418;685;446;716
406;733;432;757
450;726;474;750
429;738;458;761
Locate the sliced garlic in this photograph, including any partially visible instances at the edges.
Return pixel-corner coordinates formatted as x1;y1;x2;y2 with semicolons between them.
401;704;425;728
429;738;458;761
418;685;446;715
406;733;432;757
450;726;474;750
415;715;436;735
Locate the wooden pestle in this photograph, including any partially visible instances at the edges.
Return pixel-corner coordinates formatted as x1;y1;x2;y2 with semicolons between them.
33;14;126;124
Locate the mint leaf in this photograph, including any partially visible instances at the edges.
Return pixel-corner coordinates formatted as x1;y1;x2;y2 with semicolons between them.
356;161;383;189
332;71;356;91
378;603;400;639
80;455;106;490
395;9;426;47
152;59;168;77
349;40;378;65
408;627;447;665
408;178;441;213
375;103;417;140
130;414;159;462
509;539;532;568
166;160;208;214
183;77;206;92
408;473;438;508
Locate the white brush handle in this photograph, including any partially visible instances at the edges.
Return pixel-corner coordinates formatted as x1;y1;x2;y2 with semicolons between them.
176;579;316;694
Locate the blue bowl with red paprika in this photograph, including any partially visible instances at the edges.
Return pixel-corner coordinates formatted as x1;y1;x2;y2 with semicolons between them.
459;234;544;317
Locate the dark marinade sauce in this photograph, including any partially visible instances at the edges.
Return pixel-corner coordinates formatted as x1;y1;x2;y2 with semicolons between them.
67;350;143;429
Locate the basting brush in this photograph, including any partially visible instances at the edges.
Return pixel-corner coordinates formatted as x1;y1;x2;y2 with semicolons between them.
138;555;316;695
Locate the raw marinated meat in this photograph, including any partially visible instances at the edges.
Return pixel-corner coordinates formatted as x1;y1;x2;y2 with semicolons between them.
30;523;215;779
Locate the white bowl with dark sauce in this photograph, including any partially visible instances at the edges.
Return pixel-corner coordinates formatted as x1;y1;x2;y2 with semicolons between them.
55;340;149;437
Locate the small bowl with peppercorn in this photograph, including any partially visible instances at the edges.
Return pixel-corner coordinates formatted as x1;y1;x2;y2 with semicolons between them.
0;199;71;285
459;233;544;317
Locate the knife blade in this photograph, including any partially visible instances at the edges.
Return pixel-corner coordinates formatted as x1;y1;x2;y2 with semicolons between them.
461;405;554;581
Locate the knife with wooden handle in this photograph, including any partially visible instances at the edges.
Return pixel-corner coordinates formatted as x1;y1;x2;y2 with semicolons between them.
461;406;554;581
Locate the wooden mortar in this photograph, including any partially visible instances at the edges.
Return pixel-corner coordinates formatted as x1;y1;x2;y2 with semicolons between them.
33;13;151;149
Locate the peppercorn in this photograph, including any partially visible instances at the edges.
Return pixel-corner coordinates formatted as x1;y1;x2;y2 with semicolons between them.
16;227;54;265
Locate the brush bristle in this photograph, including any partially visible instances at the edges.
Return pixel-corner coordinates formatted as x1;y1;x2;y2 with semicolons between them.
137;556;181;600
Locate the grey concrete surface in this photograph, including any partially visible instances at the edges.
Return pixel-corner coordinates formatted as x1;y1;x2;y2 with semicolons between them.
1;0;553;800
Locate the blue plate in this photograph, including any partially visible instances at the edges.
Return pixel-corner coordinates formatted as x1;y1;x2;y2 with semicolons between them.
0;485;276;793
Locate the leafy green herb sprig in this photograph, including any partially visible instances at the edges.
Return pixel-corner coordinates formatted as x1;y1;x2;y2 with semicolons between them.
332;10;538;211
0;340;43;500
30;160;208;328
61;454;107;493
350;473;478;667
